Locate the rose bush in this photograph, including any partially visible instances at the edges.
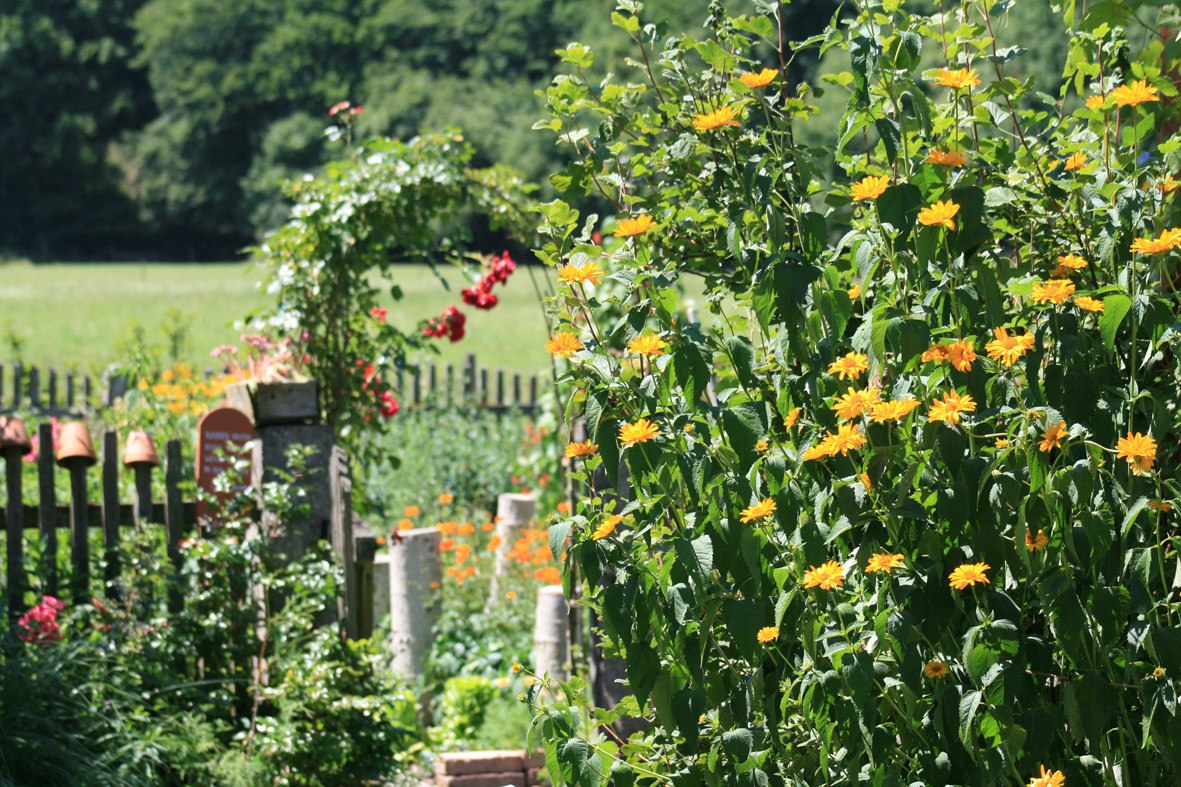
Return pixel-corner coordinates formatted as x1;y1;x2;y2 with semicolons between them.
529;1;1181;784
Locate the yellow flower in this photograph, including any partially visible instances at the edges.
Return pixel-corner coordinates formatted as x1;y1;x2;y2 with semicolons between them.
591;515;622;541
1156;179;1180;195
847;283;862;299
921;344;950;363
1073;296;1104;313
1039;421;1067;452
924;660;950;679
438;492;454;505
512;662;523;674
546;333;583;358
565;440;599;458
918;199;960;230
995;438;1010;448
1027;765;1066;787
850;175;890;201
927;390;977;426
926;149;968;167
619;418;660;447
1025;529;1049;552
756;625;779;643
614;214;655;237
830;386;881;421
1051;254;1088;276
755;439;769;452
945;339;977;372
870;398;921;423
948;562;991;589
1063;151;1088;171
865;553;905;574
1130;227;1181;254
824;423;867;455
803;560;845;590
693;105;740;131
1116;431;1157;474
740;498;777;523
828;351;869;380
933;67;981;89
1148;499;1173;512
801;442;835;462
627;333;669;356
1031;279;1076;305
1086;94;1107;110
739;68;778;88
557;261;604;285
783;407;802;430
859;472;872;491
1110;79;1159;107
985;327;1036;366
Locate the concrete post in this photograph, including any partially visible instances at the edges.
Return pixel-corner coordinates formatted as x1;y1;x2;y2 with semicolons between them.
388;527;442;680
489;493;536;604
532;585;570;682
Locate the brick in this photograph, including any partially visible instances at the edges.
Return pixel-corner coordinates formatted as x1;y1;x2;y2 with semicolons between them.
437;773;527;787
436;751;527;775
526;766;550;786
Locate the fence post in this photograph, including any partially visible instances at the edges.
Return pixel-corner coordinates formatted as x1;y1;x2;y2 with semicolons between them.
533;585;570;683
387;527;442;680
1;416;33;618
37;423;58;595
489;493;536;605
57;422;97;602
328;446;359;637
164;440;185;613
101;432;121;588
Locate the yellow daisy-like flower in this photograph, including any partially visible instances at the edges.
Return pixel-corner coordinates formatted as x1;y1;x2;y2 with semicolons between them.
627;333;669;356
933;67;981;89
995;438;1010;448
756;625;779;643
1156;179;1180;195
755;439;769;452
1086;94;1107;110
557;261;604;286
1110;79;1159;107
1073;296;1104;313
565;440;599;458
1025;529;1049;552
918;199;960;230
1148;499;1173;512
591;514;622;541
802;560;845;590
921;344;950;363
783;407;803;430
619;418;659;447
693;105;740;131
614;214;655;237
850;175;890;201
924;660;950;679
985;327;1036;366
928;389;977;426
801;442;835;462
830;386;882;421
1051;254;1088;277
739;498;777;523
1027;765;1066;787
825;423;867;455
1039;421;1067;452
1130;227;1181;254
945;339;977;372
847;283;862;299
828;352;869;380
926;149;968;167
1063;151;1088;171
948;562;991;590
1031;278;1076;305
1116;431;1157;474
739;68;778;88
870;398;921;423
546;333;583;358
859;472;872;491
865;553;905;574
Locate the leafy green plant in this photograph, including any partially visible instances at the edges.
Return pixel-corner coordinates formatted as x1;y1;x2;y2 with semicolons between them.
526;1;1181;784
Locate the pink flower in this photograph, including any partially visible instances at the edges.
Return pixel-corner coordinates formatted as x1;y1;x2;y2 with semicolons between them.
17;596;65;643
370;307;388;322
328;100;350;116
25;417;61;464
423;306;467;342
210;344;239;358
378;390;399;418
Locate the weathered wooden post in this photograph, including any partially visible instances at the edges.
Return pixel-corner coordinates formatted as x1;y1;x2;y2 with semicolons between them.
56;422;97;602
37;423;58;595
1;416;33;618
533;585;570;682
387;527;442;680
489;492;536;604
125;431;160;529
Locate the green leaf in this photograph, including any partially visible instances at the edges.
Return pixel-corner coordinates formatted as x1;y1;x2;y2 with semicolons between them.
1099;294;1132;349
723;728;754;763
723;598;766;659
674;534;714;589
959;689;983;743
726;335;757;389
875;117;901;163
722;402;769;471
549;520;572;561
611;11;641;33
876;183;922;243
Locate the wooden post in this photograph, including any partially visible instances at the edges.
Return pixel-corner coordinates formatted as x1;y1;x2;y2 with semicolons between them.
496;370;505;409
329;447;358;636
12;362;23;408
445;363;454;407
37;423;58;595
464;354;477;399
412;368;421;406
2;426;28;618
387;527;442;680
428;363;438;402
165;440;184;613
28;367;39;410
480;367;489;405
47;369;58;411
529;375;539;409
533;586;570;682
83;376;92;406
132;461;153;529
64;455;91;602
512;373;522;406
101;432;121;587
66;373;75;410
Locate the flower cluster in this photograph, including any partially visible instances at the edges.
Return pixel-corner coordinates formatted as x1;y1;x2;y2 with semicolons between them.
422;305;467;342
17;595;66;643
462;250;517;310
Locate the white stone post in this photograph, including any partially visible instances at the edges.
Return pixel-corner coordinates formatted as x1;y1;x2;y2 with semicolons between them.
532;585;570;682
387;527;442;680
488;492;536;604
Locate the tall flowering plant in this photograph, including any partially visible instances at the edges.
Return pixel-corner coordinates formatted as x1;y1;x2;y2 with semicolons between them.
529;1;1181;785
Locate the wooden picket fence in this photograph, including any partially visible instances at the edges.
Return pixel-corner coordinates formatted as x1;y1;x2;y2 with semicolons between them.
0;362;101;414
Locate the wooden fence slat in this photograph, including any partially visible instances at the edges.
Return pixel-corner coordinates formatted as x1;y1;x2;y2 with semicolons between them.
513;373;521;405
12;363;22;409
28;367;40;409
37;423;58;595
480;368;488;405
445;363;454;407
101;432;121;586
0;365;5;406
530;375;538;407
411;368;421;406
428;363;437;401
496;370;505;408
164;440;184;613
132;462;153;530
83;376;92;405
4;446;25;619
464;354;477;398
66;373;75;409
66;452;91;602
48;369;58;410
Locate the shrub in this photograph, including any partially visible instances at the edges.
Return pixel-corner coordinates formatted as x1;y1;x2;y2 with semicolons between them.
529;1;1181;784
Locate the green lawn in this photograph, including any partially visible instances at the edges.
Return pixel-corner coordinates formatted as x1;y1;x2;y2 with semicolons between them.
0;261;551;375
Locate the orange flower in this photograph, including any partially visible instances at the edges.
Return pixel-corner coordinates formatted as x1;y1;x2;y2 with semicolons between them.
437;521;457;535
739;498;777;523
1025;529;1049;552
927;389;977;426
1039;421;1067;452
824;423;867;455
1085;95;1106;110
918;199;960;230
756;625;779;643
693;105;740;131
457;522;475;536
557;502;571;515
1116;431;1157;474
924;660;950;679
802;560;845;590
591;514;622;540
847;283;862;299
403;505;420;517
619;418;659;446
535;566;562;584
614;214;655;237
1062;151;1087;171
921;344;950;363
439;538;456;552
1110;79;1160;107
933;67;981;89
546;332;583;358
1050;254;1087;276
945;340;977;372
1130;227;1181;254
1148;499;1173;512
865;553;905;574
783;407;802;430
831;386;881;421
1027;765;1066;787
565;440;599;458
870;398;921;423
850;175;890;201
926;149;968;167
1031;279;1076;305
488;535;503;552
481;521;495;532
438;492;454;505
397;518;413;531
828;352;869;380
455;543;472;564
984;327;1036;366
504;590;517;600
557;261;604;285
801;442;835;462
627;333;669;356
948;562;990;589
739;68;778;88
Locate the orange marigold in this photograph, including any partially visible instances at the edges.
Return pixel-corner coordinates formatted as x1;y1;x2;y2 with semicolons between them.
985;327;1035;366
948;562;990;589
933;67;981;89
619;418;659;446
926;149;968;167
865;553;905;574
546;332;583;358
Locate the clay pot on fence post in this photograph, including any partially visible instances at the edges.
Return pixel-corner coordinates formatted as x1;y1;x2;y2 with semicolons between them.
1;416;33;617
56;422;97;601
123;431;160;529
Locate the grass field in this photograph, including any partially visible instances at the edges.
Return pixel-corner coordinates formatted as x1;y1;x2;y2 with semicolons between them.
0;261;552;374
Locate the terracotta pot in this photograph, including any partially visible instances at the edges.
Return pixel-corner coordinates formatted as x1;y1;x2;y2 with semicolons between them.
56;422;97;467
0;416;33;455
123;430;160;467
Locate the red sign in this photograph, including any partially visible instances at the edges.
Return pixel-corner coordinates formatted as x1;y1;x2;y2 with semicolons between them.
196;407;255;525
